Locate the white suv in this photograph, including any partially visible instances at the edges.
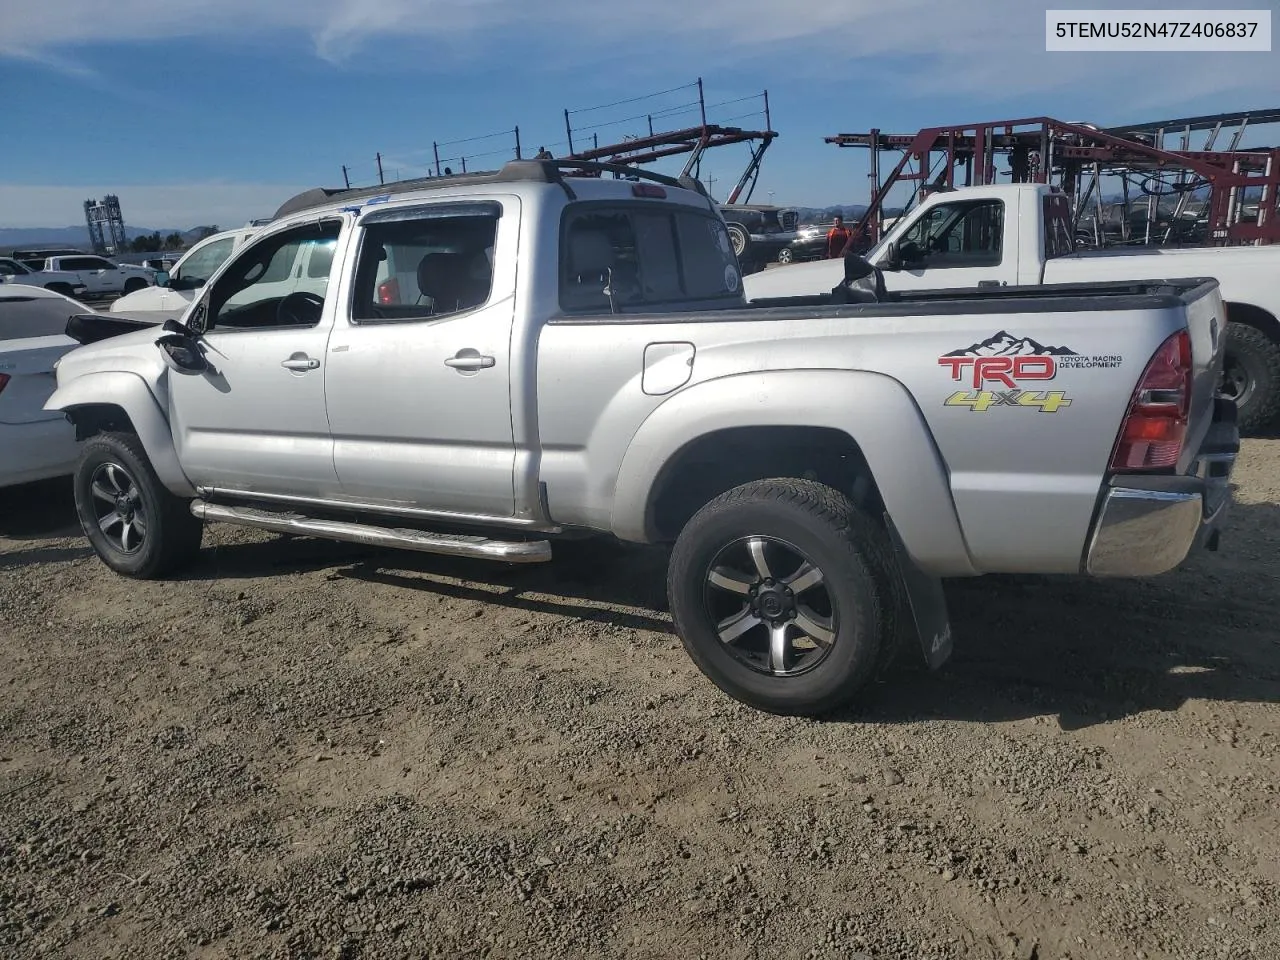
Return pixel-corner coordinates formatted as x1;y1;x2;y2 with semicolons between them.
110;227;259;320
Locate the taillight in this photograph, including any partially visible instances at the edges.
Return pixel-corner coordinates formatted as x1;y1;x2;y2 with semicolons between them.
377;277;400;305
1108;329;1193;472
631;184;667;199
0;373;9;394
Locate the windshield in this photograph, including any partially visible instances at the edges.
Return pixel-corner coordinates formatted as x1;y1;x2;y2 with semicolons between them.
173;236;237;285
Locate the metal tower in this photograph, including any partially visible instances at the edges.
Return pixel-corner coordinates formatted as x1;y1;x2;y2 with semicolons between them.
84;195;128;255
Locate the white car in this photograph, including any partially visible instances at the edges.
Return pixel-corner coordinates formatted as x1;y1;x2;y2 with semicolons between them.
0;285;155;489
110;227;259;320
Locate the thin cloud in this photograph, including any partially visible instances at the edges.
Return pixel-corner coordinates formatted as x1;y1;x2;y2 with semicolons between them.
3;0;1275;107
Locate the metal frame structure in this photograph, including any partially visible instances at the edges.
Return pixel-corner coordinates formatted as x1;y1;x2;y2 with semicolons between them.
84;195;128;255
826;108;1280;247
563;79;778;205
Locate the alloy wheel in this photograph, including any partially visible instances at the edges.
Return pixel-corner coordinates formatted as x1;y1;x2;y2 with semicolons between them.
702;535;838;676
88;461;148;554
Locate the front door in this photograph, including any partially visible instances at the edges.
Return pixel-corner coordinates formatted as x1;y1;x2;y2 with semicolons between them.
323;198;518;518
878;197;1018;292
167;218;346;499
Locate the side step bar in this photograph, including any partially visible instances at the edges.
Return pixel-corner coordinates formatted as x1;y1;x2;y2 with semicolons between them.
189;500;553;563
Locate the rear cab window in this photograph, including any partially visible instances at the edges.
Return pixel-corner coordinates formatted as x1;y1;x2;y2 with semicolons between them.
559;201;742;313
1042;194;1076;260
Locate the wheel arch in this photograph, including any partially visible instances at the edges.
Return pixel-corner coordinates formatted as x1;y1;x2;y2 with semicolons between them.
48;372;196;497
1225;301;1280;341
611;369;976;576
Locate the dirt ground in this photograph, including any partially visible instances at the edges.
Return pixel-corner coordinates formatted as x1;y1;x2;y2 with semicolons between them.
1;441;1278;960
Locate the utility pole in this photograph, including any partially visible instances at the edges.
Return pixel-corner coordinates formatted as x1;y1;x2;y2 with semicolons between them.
376;152;384;185
341;165;350;188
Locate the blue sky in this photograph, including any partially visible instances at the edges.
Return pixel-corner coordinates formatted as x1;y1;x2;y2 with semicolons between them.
2;0;1277;228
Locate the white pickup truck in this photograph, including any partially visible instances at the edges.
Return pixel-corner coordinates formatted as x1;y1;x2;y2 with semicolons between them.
744;183;1280;434
109;226;261;321
26;254;156;299
0;257;89;299
44;161;1239;716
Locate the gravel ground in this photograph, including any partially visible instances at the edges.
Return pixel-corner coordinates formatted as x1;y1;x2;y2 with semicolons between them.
1;440;1278;960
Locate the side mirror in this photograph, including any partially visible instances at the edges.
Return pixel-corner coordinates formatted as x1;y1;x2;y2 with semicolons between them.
156;332;207;375
154;271;170;288
842;251;876;284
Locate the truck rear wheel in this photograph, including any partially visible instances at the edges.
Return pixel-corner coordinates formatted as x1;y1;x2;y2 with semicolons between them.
1221;323;1280;435
73;431;204;579
666;478;899;716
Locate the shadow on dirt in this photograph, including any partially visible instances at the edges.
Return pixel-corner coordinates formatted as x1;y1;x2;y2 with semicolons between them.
177;498;1280;729
0;477;79;540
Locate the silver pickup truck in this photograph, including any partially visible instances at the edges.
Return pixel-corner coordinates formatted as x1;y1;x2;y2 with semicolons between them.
44;160;1239;716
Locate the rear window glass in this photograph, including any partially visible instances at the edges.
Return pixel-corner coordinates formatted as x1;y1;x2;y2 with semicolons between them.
560;202;740;313
0;295;75;341
1043;194;1076;260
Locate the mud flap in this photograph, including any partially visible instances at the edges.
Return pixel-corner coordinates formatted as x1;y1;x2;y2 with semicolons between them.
884;516;953;671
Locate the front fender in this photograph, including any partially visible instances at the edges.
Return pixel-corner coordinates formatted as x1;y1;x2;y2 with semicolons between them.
45;371;195;498
610;369;976;576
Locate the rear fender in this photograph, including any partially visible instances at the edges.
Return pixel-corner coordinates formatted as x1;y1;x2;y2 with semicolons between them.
44;372;195;497
611;369;976;576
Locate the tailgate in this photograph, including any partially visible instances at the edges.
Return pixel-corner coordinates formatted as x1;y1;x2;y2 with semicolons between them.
0;335;75;425
1178;279;1230;475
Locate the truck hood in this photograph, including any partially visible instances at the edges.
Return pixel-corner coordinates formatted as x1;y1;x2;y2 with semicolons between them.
743;259;843;300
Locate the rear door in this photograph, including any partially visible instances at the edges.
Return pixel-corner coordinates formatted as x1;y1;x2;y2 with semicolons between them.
323;198;519;517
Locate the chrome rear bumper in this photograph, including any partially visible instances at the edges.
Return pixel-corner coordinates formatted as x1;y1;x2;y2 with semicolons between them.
1085;397;1238;577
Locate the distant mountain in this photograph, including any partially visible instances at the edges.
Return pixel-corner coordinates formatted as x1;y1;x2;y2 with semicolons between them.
0;224;212;253
945;331;1078;358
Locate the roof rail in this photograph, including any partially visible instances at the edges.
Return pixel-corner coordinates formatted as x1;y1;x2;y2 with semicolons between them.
271;158;709;220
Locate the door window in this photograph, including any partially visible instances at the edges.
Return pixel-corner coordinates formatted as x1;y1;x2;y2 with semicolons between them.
61;257;114;272
203;220;343;330
899;199;1004;268
351;203;500;322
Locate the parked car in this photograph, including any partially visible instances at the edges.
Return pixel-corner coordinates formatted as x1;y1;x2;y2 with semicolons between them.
743;182;1280;434
110;226;260;321
0;256;89;298
22;255;156;299
46;160;1237;716
0;285;156;489
777;224;833;264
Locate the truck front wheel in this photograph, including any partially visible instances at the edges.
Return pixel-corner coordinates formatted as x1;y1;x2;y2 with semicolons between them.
73;431;204;579
666;478;900;716
1221;323;1280;435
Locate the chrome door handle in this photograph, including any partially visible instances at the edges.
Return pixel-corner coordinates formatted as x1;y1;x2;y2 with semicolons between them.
444;352;496;371
281;357;320;371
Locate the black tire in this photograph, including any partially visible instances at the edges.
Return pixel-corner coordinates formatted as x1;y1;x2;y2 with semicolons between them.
73;431;204;578
44;282;74;296
1221;323;1280;435
666;478;901;716
123;278;148;294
